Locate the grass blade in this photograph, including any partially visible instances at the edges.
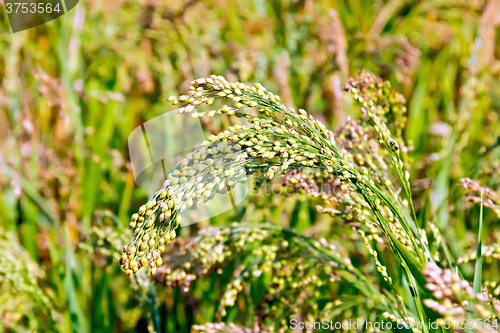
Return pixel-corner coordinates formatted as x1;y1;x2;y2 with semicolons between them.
472;191;484;295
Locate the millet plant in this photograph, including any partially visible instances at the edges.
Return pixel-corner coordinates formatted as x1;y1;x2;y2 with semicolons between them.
120;72;500;332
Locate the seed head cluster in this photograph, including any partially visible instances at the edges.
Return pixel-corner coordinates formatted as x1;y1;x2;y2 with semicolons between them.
122;74;382;276
0;228;57;330
192;322;266;333
151;223;365;327
79;213;131;266
423;262;500;328
457;245;500;264
343;70;408;139
460;178;500;218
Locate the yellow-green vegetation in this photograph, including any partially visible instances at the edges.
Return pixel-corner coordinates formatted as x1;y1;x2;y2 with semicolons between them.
1;0;500;332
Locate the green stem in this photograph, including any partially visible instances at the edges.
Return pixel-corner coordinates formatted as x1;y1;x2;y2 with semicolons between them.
148;287;161;333
471;192;484;304
398;251;429;333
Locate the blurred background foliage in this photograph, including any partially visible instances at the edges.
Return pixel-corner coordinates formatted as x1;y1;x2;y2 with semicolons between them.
1;0;500;331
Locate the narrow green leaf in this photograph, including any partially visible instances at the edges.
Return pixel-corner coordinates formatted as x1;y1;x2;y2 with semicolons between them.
472;192;484;295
